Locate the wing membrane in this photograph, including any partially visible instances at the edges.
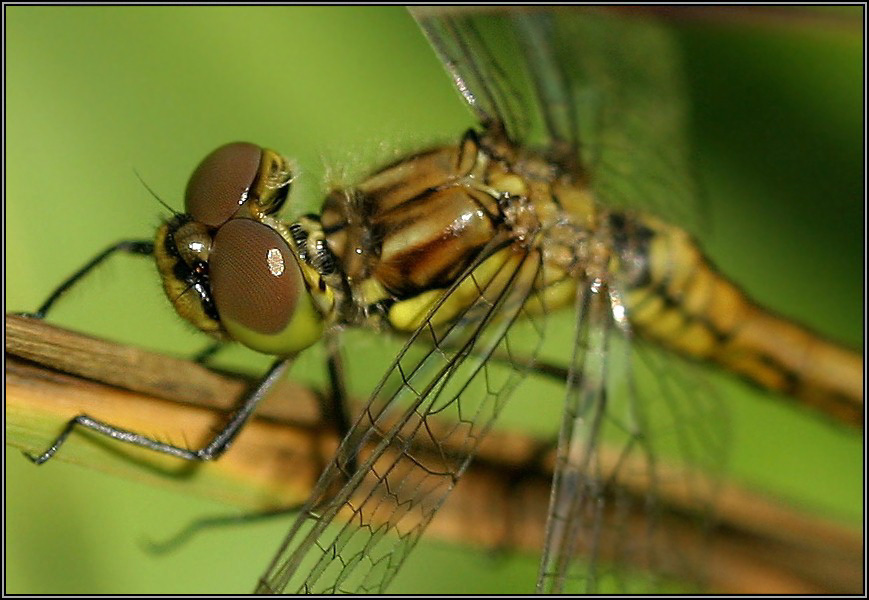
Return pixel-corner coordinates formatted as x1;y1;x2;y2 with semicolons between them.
549;9;702;231
413;7;723;593
258;7;724;594
537;291;726;592
536;274;613;593
511;13;581;171
415;9;700;230
257;241;547;593
412;9;530;146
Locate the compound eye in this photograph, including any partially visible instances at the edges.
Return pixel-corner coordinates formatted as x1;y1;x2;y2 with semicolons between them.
210;219;301;338
185;142;263;227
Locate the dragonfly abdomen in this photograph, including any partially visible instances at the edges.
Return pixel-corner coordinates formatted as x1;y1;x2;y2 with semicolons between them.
615;213;863;425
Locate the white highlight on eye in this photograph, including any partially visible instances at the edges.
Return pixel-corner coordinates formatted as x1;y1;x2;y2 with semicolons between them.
267;248;285;276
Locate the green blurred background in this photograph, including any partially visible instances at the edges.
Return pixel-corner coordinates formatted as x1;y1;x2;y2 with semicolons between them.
5;6;863;593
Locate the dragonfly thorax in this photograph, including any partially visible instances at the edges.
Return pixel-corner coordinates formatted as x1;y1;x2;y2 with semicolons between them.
290;129;601;334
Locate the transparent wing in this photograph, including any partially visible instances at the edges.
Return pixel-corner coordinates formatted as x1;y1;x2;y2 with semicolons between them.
414;7;725;593
518;10;724;592
257;239;547;593
415;8;702;232
412;9;529;149
548;9;702;232
537;282;727;592
535;272;615;593
412;9;580;170
258;7;724;594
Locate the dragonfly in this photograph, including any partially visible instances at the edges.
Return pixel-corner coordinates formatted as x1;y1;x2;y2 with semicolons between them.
5;5;860;596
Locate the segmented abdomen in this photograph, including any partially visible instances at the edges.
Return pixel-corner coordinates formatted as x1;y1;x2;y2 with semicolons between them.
613;212;863;425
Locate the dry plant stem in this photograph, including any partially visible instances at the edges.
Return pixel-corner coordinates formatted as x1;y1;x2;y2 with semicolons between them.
4;314;861;593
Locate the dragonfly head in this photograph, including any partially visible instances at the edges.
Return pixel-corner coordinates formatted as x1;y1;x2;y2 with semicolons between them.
154;142;325;356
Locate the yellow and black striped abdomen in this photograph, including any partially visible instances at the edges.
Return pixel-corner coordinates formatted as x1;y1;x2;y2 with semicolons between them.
613;213;863;426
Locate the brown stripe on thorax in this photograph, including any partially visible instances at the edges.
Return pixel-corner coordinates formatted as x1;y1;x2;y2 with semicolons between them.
320;131;508;299
372;185;500;295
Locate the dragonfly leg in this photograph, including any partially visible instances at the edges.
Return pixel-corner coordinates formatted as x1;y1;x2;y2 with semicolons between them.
145;505;304;555
28;239;155;319
323;333;358;476
193;341;226;364
146;349;351;554
25;356;294;465
324;334;351;442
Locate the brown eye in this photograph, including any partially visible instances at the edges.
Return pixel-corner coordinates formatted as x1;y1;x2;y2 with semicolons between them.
185;142;263;227
210;219;301;335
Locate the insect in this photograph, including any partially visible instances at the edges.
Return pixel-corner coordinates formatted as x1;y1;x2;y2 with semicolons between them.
6;4;860;596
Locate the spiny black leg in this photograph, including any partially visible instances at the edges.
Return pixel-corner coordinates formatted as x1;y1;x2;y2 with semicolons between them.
145;505;304;554
324;333;357;476
31;240;155;319
196;356;293;459
25;414;201;464
194;341;225;364
26;356;294;465
324;333;352;443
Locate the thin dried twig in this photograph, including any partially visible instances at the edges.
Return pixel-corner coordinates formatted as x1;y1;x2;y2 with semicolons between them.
4;314;862;593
